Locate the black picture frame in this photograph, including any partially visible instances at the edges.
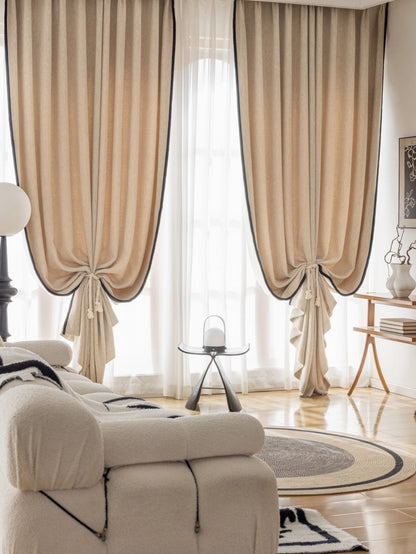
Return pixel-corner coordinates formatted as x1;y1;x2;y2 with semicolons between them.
399;136;416;228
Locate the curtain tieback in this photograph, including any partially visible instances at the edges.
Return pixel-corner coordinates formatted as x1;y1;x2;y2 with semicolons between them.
304;264;321;307
86;273;104;319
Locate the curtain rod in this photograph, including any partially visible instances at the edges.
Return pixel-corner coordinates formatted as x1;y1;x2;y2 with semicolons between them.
245;0;392;9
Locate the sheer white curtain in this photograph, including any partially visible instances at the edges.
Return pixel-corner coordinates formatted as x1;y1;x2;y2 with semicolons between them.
1;0;366;397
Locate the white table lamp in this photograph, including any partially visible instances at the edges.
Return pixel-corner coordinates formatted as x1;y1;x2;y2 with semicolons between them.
203;315;226;352
0;182;31;341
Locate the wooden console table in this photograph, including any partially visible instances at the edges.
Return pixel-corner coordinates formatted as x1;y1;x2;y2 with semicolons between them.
349;292;416;396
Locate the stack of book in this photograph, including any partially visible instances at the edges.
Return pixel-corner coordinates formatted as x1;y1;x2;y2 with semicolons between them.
379;318;416;335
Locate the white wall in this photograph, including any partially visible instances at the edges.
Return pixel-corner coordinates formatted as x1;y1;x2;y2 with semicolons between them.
364;0;416;397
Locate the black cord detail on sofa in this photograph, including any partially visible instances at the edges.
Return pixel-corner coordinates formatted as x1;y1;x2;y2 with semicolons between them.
0;360;62;387
126;404;161;410
102;467;111;540
103;396;145;404
39;468;111;542
0;373;62;392
185;460;200;534
102;396;162;410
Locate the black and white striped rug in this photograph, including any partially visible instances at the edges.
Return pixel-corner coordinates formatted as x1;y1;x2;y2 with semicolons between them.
278;507;368;553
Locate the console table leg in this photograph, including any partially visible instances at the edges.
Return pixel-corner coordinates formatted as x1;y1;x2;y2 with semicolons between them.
371;337;390;393
348;336;371;396
348;335;389;395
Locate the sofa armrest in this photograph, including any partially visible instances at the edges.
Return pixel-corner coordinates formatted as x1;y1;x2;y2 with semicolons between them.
101;413;264;467
5;340;73;368
0;385;104;491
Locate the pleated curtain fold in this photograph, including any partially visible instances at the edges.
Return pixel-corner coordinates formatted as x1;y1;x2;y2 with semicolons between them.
234;0;386;396
6;0;175;382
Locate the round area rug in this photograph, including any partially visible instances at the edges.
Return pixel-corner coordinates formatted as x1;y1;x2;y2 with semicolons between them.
257;427;416;496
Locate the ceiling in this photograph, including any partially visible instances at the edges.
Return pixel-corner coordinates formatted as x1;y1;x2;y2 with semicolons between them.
251;0;392;8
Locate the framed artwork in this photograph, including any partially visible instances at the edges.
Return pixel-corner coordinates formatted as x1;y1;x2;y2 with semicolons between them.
399;136;416;227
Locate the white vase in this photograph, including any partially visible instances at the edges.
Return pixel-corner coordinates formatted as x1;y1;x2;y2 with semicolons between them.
386;263;416;298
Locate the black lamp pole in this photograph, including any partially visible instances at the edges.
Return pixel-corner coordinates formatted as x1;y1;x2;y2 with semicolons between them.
0;236;17;342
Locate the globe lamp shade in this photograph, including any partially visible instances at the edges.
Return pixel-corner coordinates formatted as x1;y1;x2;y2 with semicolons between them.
0;182;31;236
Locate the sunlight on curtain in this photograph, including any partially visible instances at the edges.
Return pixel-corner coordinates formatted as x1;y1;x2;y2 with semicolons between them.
1;0;367;397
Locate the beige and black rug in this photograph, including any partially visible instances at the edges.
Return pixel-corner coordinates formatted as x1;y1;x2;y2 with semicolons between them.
258;427;416;496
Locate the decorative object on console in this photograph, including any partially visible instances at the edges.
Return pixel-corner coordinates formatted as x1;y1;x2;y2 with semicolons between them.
178;316;249;412
0;182;31;341
379;317;416;334
384;225;416;297
386;263;416;298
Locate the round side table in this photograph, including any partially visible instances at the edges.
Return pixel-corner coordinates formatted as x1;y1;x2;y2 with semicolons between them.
178;343;249;412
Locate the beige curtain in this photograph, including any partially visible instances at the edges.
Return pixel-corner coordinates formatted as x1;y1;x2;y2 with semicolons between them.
6;0;175;382
234;1;386;396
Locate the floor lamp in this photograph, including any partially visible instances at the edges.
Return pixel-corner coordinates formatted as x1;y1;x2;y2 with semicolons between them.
0;182;31;342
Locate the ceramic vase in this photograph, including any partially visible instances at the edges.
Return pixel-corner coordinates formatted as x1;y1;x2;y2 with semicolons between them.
386;263;416;298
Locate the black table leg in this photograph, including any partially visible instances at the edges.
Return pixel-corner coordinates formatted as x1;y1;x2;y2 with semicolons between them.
185;357;215;411
213;357;242;412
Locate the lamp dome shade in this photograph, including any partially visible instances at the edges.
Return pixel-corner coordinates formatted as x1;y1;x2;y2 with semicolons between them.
0;182;31;236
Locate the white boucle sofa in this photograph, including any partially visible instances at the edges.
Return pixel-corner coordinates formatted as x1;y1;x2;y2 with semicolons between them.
0;340;279;553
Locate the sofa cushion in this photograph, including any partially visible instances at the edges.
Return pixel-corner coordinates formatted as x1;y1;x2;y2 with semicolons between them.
101;412;265;466
0;384;104;491
60;374;112;396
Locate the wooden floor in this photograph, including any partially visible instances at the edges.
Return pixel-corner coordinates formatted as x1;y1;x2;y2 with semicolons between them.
148;387;416;554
